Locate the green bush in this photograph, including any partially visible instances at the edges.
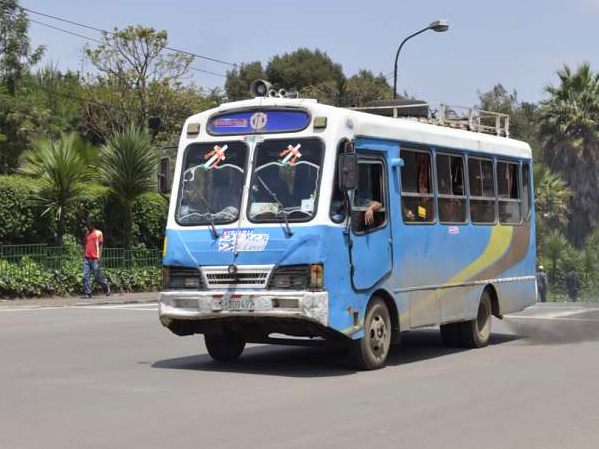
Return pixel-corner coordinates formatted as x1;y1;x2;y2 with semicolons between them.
0;175;167;248
0;257;160;298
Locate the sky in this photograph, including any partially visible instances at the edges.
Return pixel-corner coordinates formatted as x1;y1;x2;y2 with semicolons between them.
21;0;599;106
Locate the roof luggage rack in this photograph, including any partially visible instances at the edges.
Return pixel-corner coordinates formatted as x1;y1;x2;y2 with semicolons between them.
352;100;510;137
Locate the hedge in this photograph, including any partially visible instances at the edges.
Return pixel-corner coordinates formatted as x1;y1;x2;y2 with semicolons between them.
0;175;167;248
0;257;160;298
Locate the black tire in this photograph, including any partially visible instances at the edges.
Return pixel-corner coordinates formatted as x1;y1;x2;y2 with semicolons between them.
204;332;246;362
349;297;391;370
440;322;460;347
457;290;492;348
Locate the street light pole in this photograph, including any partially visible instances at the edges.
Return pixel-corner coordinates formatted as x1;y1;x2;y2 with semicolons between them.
393;19;449;99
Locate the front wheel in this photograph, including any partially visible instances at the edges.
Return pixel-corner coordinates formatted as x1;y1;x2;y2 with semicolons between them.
349;297;391;370
204;332;246;362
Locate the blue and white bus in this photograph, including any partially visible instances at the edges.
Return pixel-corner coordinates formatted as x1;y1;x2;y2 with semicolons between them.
158;86;535;369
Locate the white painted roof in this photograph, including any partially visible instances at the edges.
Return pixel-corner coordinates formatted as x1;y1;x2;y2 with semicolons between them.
186;98;532;159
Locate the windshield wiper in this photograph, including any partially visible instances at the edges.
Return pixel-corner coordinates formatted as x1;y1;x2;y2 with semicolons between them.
256;176;293;237
197;195;219;239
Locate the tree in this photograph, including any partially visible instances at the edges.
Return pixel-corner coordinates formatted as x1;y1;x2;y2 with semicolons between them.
342;70;392;107
538;63;599;245
0;0;45;173
265;48;345;105
97;125;158;248
83;25;195;140
477;83;540;150
224;61;264;101
23;133;90;246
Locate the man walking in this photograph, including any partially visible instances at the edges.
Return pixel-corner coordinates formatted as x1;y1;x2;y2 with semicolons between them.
536;265;548;303
82;218;110;298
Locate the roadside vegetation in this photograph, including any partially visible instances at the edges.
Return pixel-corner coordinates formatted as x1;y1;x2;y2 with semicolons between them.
1;0;598;299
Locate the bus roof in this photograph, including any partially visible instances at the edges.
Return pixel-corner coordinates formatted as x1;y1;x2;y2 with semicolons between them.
187;98;532;160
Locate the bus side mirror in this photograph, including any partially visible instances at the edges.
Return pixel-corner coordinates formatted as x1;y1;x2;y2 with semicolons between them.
338;153;358;191
158;157;170;194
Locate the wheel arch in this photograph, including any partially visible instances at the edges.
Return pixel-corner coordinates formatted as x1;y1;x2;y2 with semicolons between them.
483;283;502;318
371;288;401;344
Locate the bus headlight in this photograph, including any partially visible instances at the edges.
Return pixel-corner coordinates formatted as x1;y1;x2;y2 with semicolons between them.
162;266;204;290
267;264;324;291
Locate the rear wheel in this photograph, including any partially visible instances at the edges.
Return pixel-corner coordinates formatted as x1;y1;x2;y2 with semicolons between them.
458;290;492;348
204;332;246;361
350;297;391;370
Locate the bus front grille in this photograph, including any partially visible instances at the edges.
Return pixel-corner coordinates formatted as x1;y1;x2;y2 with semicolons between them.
201;265;274;289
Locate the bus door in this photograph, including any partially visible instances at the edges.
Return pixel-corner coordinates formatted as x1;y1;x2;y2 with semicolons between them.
350;156;392;290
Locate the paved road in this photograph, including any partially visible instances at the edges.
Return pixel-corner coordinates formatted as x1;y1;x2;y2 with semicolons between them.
1;302;598;449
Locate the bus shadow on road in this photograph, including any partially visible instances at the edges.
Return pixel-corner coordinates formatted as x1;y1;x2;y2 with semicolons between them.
151;329;519;377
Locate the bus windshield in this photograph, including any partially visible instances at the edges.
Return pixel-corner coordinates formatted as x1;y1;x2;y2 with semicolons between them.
248;138;323;222
176;142;247;225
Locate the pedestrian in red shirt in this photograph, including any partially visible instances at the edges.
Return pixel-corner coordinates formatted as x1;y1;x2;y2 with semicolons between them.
82;218;110;298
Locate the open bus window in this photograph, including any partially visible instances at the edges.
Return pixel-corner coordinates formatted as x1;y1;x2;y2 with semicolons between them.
176;142;247;225
248;138;323;222
468;157;496;224
437;153;467;223
401;149;435;223
497;161;521;224
522;162;532;221
352;160;386;233
330;143;347;223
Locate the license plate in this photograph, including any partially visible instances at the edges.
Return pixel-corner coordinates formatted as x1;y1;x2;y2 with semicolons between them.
212;298;255;311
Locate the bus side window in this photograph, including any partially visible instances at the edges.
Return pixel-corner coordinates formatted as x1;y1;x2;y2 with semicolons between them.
437;153;467;223
352;160;386;233
468;157;496;224
401;149;435;223
497;161;521;224
522;162;532;221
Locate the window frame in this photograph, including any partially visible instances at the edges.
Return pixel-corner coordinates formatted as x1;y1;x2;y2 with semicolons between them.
351;155;389;236
467;155;498;226
497;159;523;226
400;147;436;225
175;140;250;227
436;151;468;225
329;139;349;224
246;136;325;224
521;161;532;222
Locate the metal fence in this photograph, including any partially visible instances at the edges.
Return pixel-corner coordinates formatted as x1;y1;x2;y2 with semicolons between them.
0;244;161;271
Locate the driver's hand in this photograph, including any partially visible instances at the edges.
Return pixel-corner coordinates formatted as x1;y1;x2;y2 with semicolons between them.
364;208;374;225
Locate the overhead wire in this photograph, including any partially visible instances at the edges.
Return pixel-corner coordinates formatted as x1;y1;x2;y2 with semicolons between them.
22;7;237;67
28;18;228;78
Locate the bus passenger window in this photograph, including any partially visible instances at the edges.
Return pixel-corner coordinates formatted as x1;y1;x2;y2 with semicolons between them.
401;149;435;223
468;158;496;224
330;147;347;223
497;161;521;224
436;154;467;223
522;163;532;221
352;161;386;233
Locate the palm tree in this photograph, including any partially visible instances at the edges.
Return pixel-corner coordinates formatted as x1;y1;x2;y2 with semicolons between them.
97;125;157;248
539;63;599;246
23;133;90;246
543;229;570;281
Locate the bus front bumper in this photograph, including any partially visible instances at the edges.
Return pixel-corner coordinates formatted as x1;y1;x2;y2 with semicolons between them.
158;290;329;328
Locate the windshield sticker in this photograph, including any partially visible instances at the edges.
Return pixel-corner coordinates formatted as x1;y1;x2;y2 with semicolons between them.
279;144;302;166
218;229;270;252
203;144;228;169
301;197;314;213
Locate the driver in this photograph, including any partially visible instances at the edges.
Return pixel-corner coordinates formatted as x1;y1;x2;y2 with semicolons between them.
213;169;241;219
